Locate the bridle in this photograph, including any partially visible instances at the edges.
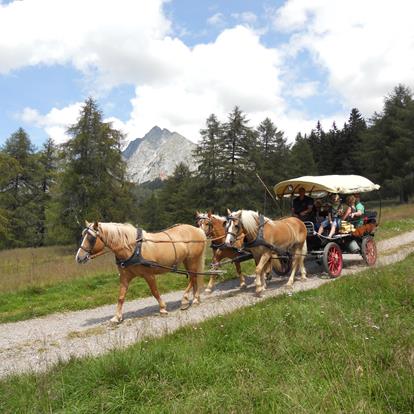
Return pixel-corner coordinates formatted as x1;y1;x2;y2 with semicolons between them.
78;226;103;256
225;215;241;243
195;215;214;238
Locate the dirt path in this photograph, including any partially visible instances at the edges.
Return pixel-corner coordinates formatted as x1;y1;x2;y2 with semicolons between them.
1;231;414;378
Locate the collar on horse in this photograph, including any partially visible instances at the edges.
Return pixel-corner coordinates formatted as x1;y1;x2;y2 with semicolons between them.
243;214;285;255
115;228;158;269
115;228;180;271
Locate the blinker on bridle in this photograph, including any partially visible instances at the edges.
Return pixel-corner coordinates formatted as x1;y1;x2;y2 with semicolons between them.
225;215;240;239
79;227;99;254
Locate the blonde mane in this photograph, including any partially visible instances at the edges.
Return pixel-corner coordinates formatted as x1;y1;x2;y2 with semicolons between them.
239;210;268;239
99;222;137;250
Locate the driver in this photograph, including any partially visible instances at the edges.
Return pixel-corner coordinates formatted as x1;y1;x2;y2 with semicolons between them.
292;187;314;221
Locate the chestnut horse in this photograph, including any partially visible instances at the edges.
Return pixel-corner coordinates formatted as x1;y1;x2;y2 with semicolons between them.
225;210;307;293
76;221;206;323
196;211;246;292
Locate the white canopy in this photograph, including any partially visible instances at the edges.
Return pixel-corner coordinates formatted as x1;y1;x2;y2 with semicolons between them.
274;175;380;198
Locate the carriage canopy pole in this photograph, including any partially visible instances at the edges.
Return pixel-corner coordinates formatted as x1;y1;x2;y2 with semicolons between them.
255;173;283;216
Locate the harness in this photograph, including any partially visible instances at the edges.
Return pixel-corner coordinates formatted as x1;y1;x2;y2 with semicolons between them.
231;214;287;257
115;228;147;268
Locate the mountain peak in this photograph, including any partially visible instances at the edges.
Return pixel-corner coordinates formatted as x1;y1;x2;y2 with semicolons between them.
123;126;197;184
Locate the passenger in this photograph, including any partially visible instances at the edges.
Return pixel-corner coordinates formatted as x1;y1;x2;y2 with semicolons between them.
352;193;365;227
342;195;356;221
313;199;328;230
292;187;314;221
317;194;343;238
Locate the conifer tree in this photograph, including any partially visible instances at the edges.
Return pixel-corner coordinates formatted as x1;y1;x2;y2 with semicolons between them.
1;128;39;247
51;98;137;242
255;118;290;214
289;133;318;177
193;114;222;208
218;106;257;209
360;84;414;202
36;138;58;245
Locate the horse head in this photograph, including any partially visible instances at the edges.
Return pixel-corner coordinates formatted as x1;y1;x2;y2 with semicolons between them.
75;220;106;264
224;209;243;247
195;211;214;237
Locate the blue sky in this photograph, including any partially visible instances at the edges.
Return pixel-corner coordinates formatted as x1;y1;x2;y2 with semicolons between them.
1;0;413;149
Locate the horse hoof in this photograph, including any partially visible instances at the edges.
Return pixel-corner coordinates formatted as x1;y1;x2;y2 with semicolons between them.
255;286;264;296
160;309;168;316
285;283;293;290
110;316;122;324
240;283;247;290
181;302;190;311
205;288;212;294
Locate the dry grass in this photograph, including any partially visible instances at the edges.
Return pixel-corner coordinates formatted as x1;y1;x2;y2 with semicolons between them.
0;245;116;293
379;203;414;221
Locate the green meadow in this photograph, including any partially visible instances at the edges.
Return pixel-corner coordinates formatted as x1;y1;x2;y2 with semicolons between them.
0;254;413;413
0;202;413;323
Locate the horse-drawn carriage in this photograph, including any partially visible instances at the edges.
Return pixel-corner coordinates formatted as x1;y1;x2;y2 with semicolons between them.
273;174;380;277
76;175;380;321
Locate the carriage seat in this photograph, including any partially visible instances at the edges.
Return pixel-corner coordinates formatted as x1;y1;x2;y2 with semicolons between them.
303;221;316;236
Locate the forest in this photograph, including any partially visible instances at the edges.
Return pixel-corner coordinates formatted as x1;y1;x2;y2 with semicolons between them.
1;85;413;249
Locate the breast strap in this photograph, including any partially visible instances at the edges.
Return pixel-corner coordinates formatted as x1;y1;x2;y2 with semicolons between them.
243;215;285;255
115;228;149;268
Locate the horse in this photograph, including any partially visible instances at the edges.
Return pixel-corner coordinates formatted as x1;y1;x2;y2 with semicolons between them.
224;210;307;294
195;211;247;292
76;221;206;323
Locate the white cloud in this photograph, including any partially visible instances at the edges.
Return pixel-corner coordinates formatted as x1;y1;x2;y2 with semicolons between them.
273;0;414;115
18;103;83;144
231;12;257;24
6;0;412;148
207;12;226;27
288;81;319;99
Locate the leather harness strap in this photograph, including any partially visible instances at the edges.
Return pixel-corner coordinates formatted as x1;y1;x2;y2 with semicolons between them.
243;214;286;256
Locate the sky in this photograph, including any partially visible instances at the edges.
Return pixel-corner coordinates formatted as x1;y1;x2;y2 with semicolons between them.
1;0;414;149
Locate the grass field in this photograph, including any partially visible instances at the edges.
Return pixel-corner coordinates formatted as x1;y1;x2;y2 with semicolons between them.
1;254;413;413
0;249;256;323
0;202;413;323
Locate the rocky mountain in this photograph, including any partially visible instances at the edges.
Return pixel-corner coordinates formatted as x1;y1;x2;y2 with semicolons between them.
123;126;197;184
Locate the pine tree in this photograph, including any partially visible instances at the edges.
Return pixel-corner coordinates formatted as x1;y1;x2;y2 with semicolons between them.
193;114;223;208
290;133;318;177
360;85;414;202
340;108;367;174
52;98;137;242
36;138;58;245
0;152;21;247
256;118;290;214
157;163;197;227
1;128;40;247
218;106;257;209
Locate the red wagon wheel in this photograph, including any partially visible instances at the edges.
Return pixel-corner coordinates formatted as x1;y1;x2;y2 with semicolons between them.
361;236;377;266
323;242;343;278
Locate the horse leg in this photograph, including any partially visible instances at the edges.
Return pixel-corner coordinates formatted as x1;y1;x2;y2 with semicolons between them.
111;271;131;323
300;240;308;281
235;261;246;289
286;247;300;288
255;252;272;295
191;274;201;305
205;275;216;294
143;274;168;315
181;278;193;310
205;249;220;294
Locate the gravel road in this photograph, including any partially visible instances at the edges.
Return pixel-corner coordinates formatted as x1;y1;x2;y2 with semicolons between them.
1;231;414;378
